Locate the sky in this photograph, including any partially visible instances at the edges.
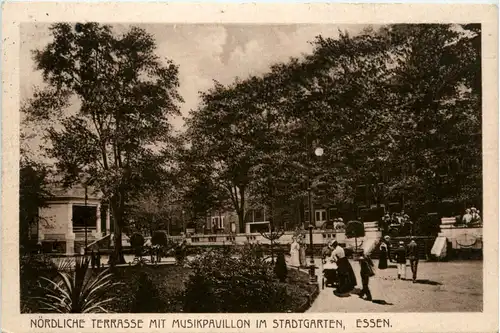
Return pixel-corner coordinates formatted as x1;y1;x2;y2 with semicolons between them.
20;23;370;132
20;23;373;162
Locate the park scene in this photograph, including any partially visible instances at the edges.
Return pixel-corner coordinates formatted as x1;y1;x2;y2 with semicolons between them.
19;23;482;313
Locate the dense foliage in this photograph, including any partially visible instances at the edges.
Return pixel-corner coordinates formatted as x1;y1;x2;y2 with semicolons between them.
184;24;482;224
184;249;289;312
20;254;59;312
345;220;365;239
23;23;183;262
131;272;165;313
35;256;121;313
19;158;52;251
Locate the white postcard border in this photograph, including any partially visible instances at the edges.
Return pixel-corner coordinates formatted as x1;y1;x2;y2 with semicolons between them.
2;3;498;333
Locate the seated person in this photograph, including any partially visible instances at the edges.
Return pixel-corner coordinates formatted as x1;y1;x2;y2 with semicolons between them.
462;208;473;225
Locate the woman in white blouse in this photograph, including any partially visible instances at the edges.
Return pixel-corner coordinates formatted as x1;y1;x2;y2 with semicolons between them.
330;241;357;294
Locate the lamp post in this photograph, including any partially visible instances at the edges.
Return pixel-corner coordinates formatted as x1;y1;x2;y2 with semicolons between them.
81;173;92;256
182;210;186;235
307;146;323;284
84;184;88;255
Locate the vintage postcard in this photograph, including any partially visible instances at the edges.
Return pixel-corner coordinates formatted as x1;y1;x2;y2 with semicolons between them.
2;2;498;333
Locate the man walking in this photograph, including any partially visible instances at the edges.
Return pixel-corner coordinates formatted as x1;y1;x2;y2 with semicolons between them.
358;253;374;301
407;237;419;283
394;241;407;280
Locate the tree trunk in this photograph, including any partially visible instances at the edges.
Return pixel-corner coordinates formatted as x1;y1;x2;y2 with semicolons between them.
238;187;246;233
110;196;126;264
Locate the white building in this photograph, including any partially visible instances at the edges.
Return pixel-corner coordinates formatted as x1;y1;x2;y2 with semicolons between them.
38;185;111;254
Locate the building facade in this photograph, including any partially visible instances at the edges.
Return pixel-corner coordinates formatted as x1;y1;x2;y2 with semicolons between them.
37;185;111;254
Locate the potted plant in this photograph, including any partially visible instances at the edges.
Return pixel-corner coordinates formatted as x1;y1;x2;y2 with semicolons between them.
345;220;365;260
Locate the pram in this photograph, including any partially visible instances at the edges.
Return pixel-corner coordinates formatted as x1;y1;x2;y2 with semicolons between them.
321;259;339;289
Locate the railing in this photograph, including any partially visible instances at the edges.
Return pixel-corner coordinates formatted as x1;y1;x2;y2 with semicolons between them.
73;226;97;232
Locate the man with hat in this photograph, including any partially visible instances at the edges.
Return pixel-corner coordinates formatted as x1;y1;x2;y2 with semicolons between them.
471;207;481;225
380;214;390;234
407;236;419;283
394;241;407;280
358;251;374;301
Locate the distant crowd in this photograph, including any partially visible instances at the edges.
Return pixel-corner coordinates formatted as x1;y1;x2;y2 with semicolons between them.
459;207;482;226
379;211;414;235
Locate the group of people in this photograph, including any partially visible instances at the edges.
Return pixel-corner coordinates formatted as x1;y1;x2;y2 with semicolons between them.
378;235;420;282
460;207;482;226
289;235;308;268
379;211;414;236
317;235;421;302
332;218;346;230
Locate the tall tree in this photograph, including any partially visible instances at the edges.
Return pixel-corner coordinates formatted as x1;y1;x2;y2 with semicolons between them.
185;77;279;232
23;23;183;262
378;24;482;213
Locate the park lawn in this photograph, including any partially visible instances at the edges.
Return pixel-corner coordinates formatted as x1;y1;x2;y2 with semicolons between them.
104;265;318;313
105;264;192;313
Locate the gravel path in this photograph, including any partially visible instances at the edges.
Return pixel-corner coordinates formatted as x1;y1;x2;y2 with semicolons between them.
307;259;482;312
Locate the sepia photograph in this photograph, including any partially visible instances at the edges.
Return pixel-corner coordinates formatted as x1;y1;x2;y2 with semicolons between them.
17;20;485;315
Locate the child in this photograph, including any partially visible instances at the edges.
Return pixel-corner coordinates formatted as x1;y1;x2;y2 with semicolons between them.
358;253;374;301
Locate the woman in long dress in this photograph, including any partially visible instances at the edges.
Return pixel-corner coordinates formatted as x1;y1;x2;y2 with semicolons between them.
289;237;301;268
378;238;389;269
330;241;357;294
298;236;307;267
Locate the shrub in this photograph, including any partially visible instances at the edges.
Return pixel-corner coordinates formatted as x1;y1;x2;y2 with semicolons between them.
151;231;168;247
183;273;218;312
20;254;59;312
175;241;188;265
274;250;287;282
183;249;288;312
345;220;365;238
130;233;145;257
35;256;122;313
131;272;164;313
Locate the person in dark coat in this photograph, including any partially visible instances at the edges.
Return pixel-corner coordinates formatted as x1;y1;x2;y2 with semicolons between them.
358;254;374;301
407;237;419;282
378;235;390;269
394;241;407;280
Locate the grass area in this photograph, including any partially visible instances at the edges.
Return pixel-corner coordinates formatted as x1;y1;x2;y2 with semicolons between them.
103;265;318;313
104;264;192;313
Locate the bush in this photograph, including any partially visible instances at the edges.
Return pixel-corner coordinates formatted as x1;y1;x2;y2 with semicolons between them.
132;272;165;313
151;231;168;247
183;249;288;312
20;254;59;312
345;220;365;238
104;265;190;313
130;233;145;248
35;256;121;313
175;242;188;265
274;250;287;282
130;233;145;256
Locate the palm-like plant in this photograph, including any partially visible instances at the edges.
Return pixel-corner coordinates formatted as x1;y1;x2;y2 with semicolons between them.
36;256;121;313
